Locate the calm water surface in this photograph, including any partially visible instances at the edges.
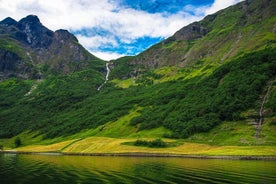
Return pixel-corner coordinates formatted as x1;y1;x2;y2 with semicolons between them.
0;153;275;184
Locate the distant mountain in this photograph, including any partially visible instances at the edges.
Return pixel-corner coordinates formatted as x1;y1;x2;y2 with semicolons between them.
0;15;104;80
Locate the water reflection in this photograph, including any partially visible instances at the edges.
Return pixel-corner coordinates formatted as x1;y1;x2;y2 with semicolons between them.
0;154;275;184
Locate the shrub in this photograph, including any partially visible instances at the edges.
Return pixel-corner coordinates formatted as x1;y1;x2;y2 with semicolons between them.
134;139;166;148
14;137;22;147
134;139;148;146
149;138;166;148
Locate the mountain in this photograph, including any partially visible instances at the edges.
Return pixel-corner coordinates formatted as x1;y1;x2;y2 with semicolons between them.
0;0;275;149
111;0;275;79
0;15;104;80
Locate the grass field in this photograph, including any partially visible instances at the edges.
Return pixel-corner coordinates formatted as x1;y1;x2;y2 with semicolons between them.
1;109;275;156
8;136;276;156
1;98;275;156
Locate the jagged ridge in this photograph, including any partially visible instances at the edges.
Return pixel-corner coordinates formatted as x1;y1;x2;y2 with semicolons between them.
0;15;104;79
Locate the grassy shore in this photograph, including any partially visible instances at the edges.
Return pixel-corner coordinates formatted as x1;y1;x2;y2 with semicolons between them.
1;116;275;158
2;136;273;158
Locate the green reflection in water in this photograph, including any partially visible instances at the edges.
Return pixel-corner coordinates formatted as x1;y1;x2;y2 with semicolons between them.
0;154;275;184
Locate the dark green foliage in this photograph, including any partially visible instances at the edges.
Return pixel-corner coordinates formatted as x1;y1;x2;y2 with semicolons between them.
270;120;276;126
266;84;276;113
149;138;166;148
134;139;166;148
131;48;276;138
134;139;148;146
0;145;3;150
269;118;276;125
14;137;21;147
109;56;135;79
0;48;275;139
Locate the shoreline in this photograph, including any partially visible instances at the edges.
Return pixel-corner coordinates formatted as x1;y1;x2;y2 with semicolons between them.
1;150;276;160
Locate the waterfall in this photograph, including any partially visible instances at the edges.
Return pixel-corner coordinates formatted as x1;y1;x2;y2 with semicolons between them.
97;62;110;91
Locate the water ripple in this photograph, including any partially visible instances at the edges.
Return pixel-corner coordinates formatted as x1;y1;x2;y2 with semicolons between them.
0;154;275;184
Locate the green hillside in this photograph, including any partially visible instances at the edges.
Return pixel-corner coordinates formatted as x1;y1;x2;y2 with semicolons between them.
0;0;275;154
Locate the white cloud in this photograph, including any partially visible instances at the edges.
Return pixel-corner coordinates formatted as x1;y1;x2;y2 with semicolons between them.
92;51;125;61
0;0;244;60
205;0;244;15
76;34;118;49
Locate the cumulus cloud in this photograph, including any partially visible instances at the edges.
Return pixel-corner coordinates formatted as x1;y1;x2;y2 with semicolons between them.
92;51;125;61
205;0;244;15
0;0;244;60
76;34;118;49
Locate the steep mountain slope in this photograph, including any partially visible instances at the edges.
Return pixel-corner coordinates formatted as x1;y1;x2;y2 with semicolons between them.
0;0;275;148
0;15;104;79
111;0;275;80
0;15;106;138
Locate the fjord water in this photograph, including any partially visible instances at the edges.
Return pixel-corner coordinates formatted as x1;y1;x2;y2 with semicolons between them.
0;154;275;184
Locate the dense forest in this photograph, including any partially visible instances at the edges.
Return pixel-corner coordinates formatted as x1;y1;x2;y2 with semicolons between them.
0;48;275;139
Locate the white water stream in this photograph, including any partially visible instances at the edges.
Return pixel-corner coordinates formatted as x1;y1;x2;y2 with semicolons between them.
97;62;110;91
255;81;273;138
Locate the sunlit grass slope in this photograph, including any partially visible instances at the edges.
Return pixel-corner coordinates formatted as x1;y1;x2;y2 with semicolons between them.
10;136;276;156
1;107;275;156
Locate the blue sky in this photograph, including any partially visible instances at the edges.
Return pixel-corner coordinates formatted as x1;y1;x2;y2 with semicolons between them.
0;0;243;60
117;0;214;14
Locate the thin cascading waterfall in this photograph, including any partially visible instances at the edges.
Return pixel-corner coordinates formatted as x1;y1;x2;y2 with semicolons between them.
97;62;110;91
255;80;273;139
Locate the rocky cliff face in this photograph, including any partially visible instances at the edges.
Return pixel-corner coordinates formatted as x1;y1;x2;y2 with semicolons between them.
18;15;54;48
0;49;31;79
173;22;209;41
0;15;102;80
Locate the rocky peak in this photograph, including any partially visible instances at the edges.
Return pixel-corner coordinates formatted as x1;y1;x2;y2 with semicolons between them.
0;15;104;80
18;15;54;48
0;17;18;27
54;29;78;42
19;15;41;25
173;22;209;41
